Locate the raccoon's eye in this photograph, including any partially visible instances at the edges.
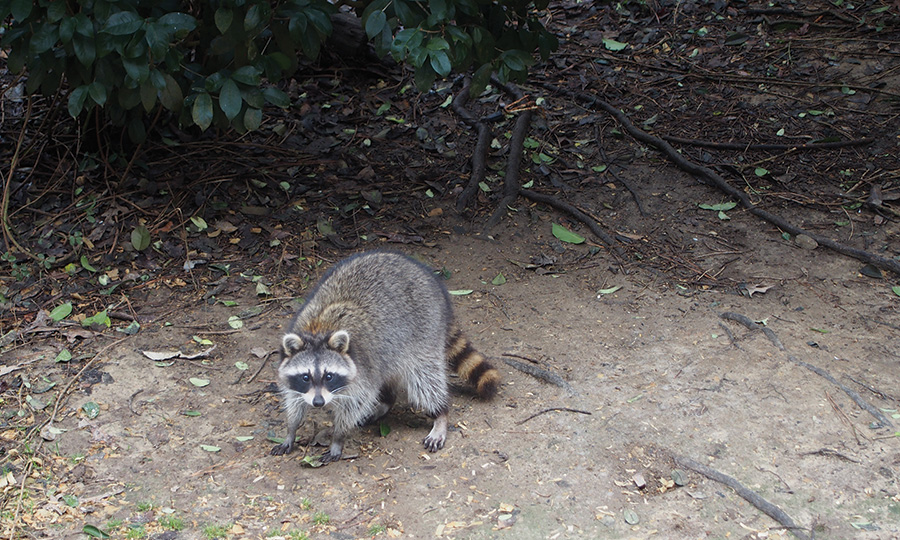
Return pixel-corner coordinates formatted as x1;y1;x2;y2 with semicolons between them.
301;374;311;382
324;373;334;382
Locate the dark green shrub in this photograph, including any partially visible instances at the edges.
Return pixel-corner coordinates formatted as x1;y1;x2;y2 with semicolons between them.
0;0;556;140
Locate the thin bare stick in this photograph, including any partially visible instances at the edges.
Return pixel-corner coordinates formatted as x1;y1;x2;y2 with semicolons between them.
516;407;591;425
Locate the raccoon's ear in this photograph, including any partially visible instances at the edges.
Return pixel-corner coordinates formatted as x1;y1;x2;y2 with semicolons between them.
282;333;305;356
327;330;350;353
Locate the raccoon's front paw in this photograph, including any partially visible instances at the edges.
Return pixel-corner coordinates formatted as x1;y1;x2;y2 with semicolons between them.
270;442;294;456
423;433;445;452
319;450;342;463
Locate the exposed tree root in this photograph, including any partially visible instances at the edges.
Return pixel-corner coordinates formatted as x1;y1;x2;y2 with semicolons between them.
721;311;894;429
452;79;493;214
451;80;624;253
538;82;900;277
516;407;591;425
661;135;875;152
673;454;812;540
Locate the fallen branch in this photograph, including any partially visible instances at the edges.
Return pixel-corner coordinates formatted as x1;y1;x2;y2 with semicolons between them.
674;455;811;540
538;82;900;277
516;407;591;425
721;311;894;428
503;358;575;394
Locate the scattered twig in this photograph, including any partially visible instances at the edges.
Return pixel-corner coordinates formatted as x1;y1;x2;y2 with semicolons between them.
503;358;575;394
248;350;277;383
674;455;811;540
721;312;894;429
825;390;864;445
501;352;540;364
844;374;898;403
661;135;875;152
538;82;900;277
799;448;861;464
516;407;591;425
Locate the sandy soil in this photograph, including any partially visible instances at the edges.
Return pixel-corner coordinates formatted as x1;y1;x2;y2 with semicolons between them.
10;175;900;539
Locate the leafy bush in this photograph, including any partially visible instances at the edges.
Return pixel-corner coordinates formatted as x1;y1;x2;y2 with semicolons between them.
0;0;556;139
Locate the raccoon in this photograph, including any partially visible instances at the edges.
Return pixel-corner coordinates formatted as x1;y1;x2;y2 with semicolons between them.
271;251;500;463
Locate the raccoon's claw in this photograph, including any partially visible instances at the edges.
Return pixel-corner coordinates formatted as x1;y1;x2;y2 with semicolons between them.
270;442;294;456
422;434;445;452
319;450;342;463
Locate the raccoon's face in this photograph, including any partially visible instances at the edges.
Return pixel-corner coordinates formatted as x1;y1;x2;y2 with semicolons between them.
278;330;356;407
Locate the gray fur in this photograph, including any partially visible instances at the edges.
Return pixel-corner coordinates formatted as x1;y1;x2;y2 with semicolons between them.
272;251;456;462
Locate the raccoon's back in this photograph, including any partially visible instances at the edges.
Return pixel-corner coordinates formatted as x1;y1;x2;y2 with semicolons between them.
290;252;452;357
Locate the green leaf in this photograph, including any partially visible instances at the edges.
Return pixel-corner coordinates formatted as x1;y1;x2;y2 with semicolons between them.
235;361;249;371
448;289;473;295
200;444;221;452
50;302;73;322
82;401;100;419
597;285;622;295
192;92;214;130
157;12;197;35
68;86;89;118
131;225;151;251
228;316;243;330
80;255;97;273
189;378;210;387
103;11;143;35
182;410;202;416
236;435;254;441
429;50;452;77
364;10;387;40
88;82;107;106
54;349;73;363
263;86;290;108
244;107;262;131
698;202;738;211
478;182;491;192
491;273;506;286
552;223;585;244
717;210;730;220
159;73;183;112
232;66;261;86
11;0;32;21
602;38;628;51
891;286;900;297
214;8;233;33
82;310;111;328
218;78;242;121
379;422;391;437
82;525;111;539
755;167;769;177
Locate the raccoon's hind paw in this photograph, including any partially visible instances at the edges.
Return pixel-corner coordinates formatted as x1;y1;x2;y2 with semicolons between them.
319;450;342;463
270;442;294;456
422;433;446;452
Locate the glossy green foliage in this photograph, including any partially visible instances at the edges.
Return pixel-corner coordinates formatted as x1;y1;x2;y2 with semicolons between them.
0;0;555;139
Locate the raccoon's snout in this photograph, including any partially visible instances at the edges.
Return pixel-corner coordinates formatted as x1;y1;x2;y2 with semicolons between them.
312;394;326;407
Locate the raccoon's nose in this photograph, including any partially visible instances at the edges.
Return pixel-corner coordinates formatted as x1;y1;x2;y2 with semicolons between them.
312;395;325;407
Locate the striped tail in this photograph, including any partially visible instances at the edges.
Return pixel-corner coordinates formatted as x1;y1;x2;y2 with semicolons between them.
446;328;500;399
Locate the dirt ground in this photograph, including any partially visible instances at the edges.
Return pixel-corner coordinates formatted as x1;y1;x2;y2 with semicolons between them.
2;0;900;539
7;182;900;540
